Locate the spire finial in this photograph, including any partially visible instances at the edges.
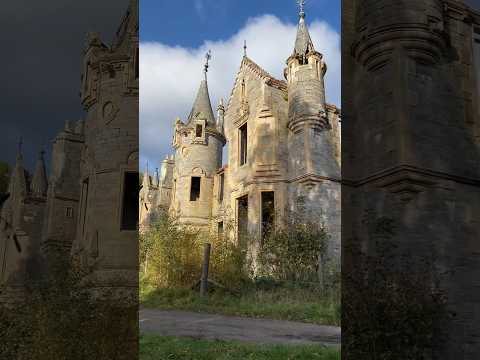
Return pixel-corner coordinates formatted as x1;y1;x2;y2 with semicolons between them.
18;137;23;155
243;40;247;57
204;50;212;80
297;0;305;18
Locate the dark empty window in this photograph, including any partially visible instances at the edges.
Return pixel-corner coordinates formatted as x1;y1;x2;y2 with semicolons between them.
474;31;480;117
81;179;89;235
66;207;73;218
196;124;203;137
219;173;224;202
237;195;248;240
121;172;139;231
218;221;224;238
261;192;275;240
135;47;139;79
239;123;248;166
190;177;201;201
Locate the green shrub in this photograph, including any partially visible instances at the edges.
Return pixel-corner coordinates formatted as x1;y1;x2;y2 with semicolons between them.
140;212;203;287
343;210;450;359
257;218;329;283
0;258;137;360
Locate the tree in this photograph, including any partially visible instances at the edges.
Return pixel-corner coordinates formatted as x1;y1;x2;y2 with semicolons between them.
0;162;10;196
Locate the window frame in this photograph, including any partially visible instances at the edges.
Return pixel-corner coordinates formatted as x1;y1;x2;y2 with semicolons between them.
239;122;248;166
190;176;201;202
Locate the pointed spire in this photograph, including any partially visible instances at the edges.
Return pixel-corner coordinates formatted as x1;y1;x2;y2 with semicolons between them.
9;137;28;198
31;150;48;197
142;163;151;189
217;98;225;133
187;53;216;127
17;137;23;163
153;168;160;187
293;0;315;59
243;40;247;57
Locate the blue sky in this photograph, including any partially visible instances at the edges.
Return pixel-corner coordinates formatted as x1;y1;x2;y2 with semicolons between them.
141;0;340;47
140;0;341;169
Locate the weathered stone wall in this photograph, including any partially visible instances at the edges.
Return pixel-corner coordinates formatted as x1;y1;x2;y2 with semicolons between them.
343;0;480;357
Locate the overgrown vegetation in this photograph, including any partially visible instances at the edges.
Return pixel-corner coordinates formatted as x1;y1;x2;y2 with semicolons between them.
343;210;450;360
140;211;250;290
140;335;340;360
140;211;340;325
0;257;138;360
141;280;340;326
0;161;10;196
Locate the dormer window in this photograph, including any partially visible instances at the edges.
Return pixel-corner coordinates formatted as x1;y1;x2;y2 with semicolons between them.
196;124;203;138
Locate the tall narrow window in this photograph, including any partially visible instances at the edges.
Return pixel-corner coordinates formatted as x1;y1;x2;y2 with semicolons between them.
121;172;139;231
196;124;203;138
239;123;248;166
261;192;275;240
474;28;480;118
237;195;249;240
219;173;224;202
218;221;224;238
135;47;139;79
83;62;90;93
80;179;89;235
190;177;201;201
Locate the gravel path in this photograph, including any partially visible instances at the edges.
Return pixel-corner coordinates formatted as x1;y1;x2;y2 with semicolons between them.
140;309;341;346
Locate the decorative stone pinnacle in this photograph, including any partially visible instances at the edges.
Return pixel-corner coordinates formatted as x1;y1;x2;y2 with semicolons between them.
204;50;212;80
243;40;247;57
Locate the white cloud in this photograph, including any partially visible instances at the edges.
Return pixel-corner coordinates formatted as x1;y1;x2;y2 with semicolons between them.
140;14;340;170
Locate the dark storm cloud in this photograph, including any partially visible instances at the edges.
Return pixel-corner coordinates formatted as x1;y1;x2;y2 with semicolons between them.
0;0;130;170
465;0;480;8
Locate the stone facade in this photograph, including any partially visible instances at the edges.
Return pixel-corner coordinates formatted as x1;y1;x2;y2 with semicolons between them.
140;7;341;263
0;0;138;301
342;0;480;357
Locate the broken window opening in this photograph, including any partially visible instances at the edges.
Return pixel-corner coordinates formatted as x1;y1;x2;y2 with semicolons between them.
121;172;139;231
261;191;275;240
237;195;249;241
190;177;201;201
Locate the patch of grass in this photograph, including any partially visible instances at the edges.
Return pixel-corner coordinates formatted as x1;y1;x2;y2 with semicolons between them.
140;335;340;360
140;281;340;326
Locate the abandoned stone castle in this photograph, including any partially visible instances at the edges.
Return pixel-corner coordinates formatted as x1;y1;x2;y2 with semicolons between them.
139;5;341;260
0;0;138;300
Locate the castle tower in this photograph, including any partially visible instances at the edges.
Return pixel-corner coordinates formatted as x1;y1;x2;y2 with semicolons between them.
72;0;138;299
343;0;480;357
41;120;84;261
285;2;341;258
171;53;225;227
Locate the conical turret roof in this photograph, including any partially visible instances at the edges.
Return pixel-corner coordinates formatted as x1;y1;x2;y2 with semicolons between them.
187;79;216;127
142;165;151;190
293;12;315;58
31;150;48;197
8;141;28;199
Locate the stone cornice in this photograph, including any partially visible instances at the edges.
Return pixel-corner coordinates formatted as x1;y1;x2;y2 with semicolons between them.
343;165;480;188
